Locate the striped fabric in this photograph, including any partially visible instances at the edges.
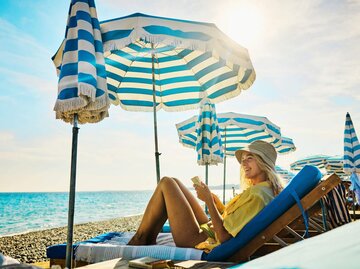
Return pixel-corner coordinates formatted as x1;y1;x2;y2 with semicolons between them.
275;166;295;183
343;113;360;202
52;0;109;124
324;156;347;180
176;112;294;156
75;232;203;263
321;184;351;229
69;12;255;111
275;136;296;154
290;155;330;171
344;112;360;173
195;99;223;165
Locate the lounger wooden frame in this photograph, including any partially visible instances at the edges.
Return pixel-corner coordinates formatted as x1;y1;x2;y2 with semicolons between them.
227;173;341;262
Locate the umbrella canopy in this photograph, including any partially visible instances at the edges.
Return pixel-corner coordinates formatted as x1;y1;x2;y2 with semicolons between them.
324;156;347;180
54;12;256;183
176;112;295;155
52;0;108;268
100;13;256;110
343;112;360;204
290;155;331;171
176;111;295;202
275;166;295;184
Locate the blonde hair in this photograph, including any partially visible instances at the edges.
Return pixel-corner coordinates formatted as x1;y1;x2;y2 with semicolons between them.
240;153;284;196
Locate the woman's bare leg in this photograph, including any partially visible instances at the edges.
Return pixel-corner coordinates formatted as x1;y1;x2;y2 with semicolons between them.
128;177;208;247
172;177;209;224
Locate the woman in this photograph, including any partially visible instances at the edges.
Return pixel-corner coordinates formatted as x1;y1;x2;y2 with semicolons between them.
128;140;283;252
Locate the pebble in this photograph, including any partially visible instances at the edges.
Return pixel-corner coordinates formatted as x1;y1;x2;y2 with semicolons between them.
0;215;143;263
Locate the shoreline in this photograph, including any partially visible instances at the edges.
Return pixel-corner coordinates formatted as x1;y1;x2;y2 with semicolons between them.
0;214;143;264
0;213;143;238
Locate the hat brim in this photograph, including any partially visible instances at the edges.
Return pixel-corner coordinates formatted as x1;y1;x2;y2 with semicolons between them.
235;147;276;170
235;147;265;164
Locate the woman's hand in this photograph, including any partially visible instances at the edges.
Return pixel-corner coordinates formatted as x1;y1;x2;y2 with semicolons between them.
194;182;213;203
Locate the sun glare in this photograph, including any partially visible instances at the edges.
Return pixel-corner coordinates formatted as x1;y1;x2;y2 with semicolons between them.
218;4;265;49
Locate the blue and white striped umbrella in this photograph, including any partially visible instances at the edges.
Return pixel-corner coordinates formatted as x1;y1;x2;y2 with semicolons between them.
290;155;331;171
52;0;109;124
324;156;347;180
177;112;294;155
54;12;256;183
275;166;295;184
99;13;256;110
344;112;360;204
195;99;224;166
195;99;223;189
52;1;108;268
344;113;360;173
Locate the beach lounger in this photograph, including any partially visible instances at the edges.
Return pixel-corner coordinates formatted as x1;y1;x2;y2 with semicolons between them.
205;167;341;262
228;219;360;269
48;165;340;266
283;180;350;235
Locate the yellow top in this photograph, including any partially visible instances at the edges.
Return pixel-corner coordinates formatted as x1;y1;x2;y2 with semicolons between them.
195;181;274;252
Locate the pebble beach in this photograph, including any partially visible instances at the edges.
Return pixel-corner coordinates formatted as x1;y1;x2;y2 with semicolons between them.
0;215;143;264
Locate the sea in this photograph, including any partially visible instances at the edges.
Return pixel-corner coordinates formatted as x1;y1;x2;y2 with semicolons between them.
0;189;235;237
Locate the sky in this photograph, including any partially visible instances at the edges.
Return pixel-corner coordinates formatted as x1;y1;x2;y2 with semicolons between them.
0;0;359;192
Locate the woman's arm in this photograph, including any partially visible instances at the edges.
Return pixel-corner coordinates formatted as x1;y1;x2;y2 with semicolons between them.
212;193;225;214
195;183;232;243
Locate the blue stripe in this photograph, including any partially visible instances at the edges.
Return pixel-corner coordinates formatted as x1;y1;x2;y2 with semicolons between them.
202;71;237;89
59;63;78;80
106;71;124;85
187;52;212;69
78;29;95;44
118;88;160;96
105;59;129;73
107;83;119;94
240;69;253;84
102;29;133;43
78;72;96;87
58;86;105;100
94;40;103;53
165;98;201;107
79;49;96;64
195;60;227;79
208;84;238;99
143;25;212;41
162;86;202;96
121;100;158;107
178;122;196;131
64;39;78;52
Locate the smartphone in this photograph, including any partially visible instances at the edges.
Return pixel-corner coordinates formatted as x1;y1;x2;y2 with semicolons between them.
191;176;203;186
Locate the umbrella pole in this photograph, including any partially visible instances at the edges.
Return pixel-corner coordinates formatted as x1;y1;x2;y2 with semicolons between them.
223;127;227;204
151;43;161;183
205;163;209;213
65;114;79;269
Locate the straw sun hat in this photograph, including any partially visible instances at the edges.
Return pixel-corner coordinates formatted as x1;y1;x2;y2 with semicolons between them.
235;140;277;170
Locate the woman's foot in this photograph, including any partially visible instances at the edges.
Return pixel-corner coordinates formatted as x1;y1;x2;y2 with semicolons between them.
127;232;147;245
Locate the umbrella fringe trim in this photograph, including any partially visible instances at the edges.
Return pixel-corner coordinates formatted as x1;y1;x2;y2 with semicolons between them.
103;33;254;69
54;94;110;124
78;84;97;102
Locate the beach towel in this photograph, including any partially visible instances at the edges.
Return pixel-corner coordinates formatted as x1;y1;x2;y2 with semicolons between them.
74;232;203;263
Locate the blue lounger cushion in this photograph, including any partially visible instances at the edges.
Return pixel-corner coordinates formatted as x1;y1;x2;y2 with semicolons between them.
46;232;122;259
203;165;322;261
